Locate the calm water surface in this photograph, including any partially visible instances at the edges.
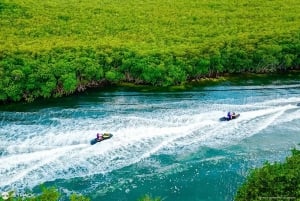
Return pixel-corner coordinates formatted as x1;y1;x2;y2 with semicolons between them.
1;75;300;201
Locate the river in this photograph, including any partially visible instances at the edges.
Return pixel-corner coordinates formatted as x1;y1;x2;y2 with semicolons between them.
1;74;300;201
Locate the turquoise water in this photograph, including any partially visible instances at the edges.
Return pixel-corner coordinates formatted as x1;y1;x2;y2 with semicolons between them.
1;78;300;201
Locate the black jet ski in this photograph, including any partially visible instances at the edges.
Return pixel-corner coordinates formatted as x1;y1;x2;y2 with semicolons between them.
219;114;240;121
90;133;113;145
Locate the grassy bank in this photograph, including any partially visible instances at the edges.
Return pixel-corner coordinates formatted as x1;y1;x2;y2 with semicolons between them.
1;0;300;102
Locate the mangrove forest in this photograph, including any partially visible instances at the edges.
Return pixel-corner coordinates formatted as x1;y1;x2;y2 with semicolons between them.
0;0;300;102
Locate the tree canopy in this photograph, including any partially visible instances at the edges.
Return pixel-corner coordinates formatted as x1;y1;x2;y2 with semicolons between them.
235;148;300;201
1;0;300;102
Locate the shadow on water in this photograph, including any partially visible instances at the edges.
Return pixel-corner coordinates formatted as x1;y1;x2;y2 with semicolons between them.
1;72;300;112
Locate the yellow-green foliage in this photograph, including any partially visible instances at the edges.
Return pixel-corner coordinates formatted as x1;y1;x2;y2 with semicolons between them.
0;0;300;102
137;194;162;201
0;0;299;53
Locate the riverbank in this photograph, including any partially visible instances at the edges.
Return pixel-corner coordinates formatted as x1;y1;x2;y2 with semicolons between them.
1;70;300;106
112;70;300;90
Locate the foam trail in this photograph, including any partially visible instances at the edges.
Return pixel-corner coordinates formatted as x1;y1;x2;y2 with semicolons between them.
158;103;299;153
0;88;300;192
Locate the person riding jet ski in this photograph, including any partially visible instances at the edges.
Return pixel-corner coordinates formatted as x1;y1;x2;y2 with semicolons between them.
96;133;103;141
227;112;237;120
91;133;113;145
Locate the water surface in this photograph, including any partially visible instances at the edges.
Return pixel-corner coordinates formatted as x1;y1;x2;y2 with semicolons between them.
1;75;300;201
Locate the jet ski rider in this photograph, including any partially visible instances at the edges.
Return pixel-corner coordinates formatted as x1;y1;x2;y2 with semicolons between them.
96;133;103;141
227;112;236;120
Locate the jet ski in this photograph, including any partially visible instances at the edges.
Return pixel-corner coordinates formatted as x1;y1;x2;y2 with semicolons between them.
90;133;113;145
219;114;240;121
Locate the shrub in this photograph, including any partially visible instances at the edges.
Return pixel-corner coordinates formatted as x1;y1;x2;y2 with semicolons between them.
235;149;300;201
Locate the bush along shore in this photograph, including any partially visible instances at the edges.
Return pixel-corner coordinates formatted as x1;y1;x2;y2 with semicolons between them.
235;148;300;201
1;0;300;103
1;43;299;103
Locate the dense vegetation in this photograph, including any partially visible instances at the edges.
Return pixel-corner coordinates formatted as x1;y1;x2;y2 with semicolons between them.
235;148;300;201
1;0;300;102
